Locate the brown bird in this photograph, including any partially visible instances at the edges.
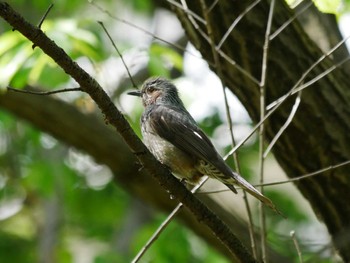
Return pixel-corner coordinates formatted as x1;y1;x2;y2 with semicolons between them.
128;77;277;211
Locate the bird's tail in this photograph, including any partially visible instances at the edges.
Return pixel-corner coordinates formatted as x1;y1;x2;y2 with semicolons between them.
228;172;283;216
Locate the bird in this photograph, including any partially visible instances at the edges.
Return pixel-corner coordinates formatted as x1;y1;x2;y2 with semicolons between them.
128;76;277;211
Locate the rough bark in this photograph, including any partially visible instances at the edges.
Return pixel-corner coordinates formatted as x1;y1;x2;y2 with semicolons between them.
170;0;350;261
296;0;350;74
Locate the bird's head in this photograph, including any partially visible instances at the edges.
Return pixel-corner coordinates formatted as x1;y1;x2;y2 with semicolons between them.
128;77;184;107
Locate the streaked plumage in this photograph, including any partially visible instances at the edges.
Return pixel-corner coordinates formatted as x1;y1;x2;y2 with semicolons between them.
128;77;277;211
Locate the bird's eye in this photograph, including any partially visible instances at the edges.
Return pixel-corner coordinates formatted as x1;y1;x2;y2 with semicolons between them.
147;86;155;93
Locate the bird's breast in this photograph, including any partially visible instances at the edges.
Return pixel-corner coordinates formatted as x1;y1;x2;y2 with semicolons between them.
141;121;203;184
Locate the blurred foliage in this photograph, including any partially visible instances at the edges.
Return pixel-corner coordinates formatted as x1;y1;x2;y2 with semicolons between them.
0;232;36;262
0;0;346;262
286;0;348;14
0;18;108;88
148;43;184;78
127;0;154;13
312;0;341;13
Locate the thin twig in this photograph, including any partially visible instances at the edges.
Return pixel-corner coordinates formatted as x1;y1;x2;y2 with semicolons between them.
166;0;206;24
214;0;262;87
217;49;260;86
207;0;219;13
132;205;182;263
216;0;261;49
7;86;82;95
258;1;275;261
268;35;350;109
132;177;208;263
258;103;267;260
263;91;301;158
219;92;259;256
199;159;350;194
38;3;54;29
168;0;260;85
257;159;350;187
269;0;312;40
90;1;206;64
223;90;258;258
200;0;258;257
267;55;350;109
225;34;350;159
293;56;350;93
177;0;212;45
290;231;303;263
98;21;137;88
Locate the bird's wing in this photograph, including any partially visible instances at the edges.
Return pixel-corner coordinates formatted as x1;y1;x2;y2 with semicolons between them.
149;105;281;214
148;104;220;163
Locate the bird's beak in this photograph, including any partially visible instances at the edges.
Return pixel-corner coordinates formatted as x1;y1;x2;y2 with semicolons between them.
127;90;142;97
